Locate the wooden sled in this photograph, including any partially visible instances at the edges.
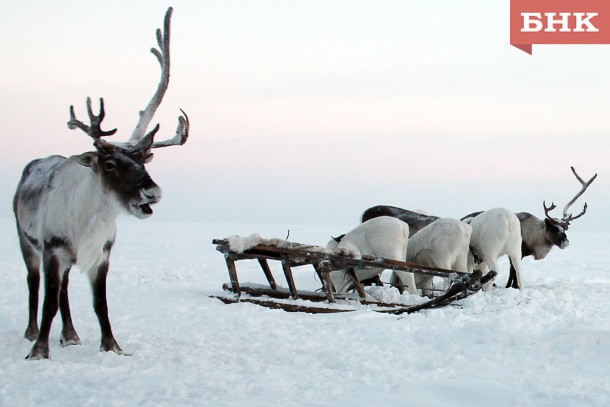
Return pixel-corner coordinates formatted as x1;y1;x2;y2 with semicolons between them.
212;238;496;314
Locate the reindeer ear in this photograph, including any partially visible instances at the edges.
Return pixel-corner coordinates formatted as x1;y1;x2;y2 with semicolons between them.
544;218;553;228
76;152;99;168
332;234;345;243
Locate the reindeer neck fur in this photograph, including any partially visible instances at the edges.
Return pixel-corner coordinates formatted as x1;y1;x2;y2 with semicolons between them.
55;156;122;272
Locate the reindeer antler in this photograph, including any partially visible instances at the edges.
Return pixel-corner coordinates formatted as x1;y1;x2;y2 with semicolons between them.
150;110;189;148
67;97;117;139
543;201;557;220
67;8;188;151
544;166;597;229
125;7;186;148
560;166;597;225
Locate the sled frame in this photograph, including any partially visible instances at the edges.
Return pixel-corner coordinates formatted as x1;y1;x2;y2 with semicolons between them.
212;238;495;314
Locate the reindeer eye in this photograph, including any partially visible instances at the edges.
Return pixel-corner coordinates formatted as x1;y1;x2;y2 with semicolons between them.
104;160;116;172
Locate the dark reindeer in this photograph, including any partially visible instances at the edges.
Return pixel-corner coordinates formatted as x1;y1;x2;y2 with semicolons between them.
462;167;597;289
13;7;189;360
361;206;439;237
506;167;597;288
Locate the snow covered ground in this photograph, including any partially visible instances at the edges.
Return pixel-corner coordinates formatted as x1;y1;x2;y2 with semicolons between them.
1;217;609;406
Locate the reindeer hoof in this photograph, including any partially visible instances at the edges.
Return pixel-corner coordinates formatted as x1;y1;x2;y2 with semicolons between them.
26;342;50;360
24;326;39;342
60;332;81;347
100;338;123;355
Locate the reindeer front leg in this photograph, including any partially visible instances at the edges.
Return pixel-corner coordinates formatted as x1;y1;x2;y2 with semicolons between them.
91;260;122;355
59;268;81;346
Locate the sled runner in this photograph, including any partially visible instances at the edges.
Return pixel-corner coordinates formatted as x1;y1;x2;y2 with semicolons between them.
212;237;496;314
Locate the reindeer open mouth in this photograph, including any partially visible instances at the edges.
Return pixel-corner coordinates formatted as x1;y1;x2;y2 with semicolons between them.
131;192;160;217
133;199;158;217
140;203;154;215
132;184;162;217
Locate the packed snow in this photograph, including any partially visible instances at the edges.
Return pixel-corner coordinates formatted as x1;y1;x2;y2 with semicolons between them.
1;217;609;406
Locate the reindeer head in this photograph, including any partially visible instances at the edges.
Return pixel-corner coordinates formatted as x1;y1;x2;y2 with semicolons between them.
71;103;161;218
541;214;569;249
67;7;189;219
543;166;597;249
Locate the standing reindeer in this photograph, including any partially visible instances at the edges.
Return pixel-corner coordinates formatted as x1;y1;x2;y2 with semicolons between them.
13;7;189;360
462;167;597;289
505;167;597;288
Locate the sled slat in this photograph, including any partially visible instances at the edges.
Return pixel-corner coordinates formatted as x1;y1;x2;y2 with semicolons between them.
281;256;299;300
258;259;277;290
347;267;367;299
316;261;336;303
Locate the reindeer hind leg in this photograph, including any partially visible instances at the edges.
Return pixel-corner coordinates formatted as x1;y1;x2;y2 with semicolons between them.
27;247;66;360
17;230;41;342
508;256;523;290
506;262;519;289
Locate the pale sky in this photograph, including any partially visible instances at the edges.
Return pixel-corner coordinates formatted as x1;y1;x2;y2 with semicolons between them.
1;1;608;232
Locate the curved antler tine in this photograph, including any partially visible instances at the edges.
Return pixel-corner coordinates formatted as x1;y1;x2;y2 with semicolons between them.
97;98;107;121
151;47;164;66
96;98;117;137
570;166;597;185
68;105;87;132
145;123;161;138
149;109;189;149
68;105;76;125
86;97;94;118
156;29;163;51
177;109;189;145
569;202;588;221
134;123;160;152
162;7;172;46
151;8;171;66
562;167;597;220
543;200;557;220
571;166;583;183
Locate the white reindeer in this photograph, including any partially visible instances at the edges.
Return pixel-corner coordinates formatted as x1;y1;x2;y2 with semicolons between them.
391;218;471;296
326;216;414;295
465;208;522;290
13;8;189;360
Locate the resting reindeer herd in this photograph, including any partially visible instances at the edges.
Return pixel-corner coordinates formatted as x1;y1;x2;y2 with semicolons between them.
11;7;598;361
